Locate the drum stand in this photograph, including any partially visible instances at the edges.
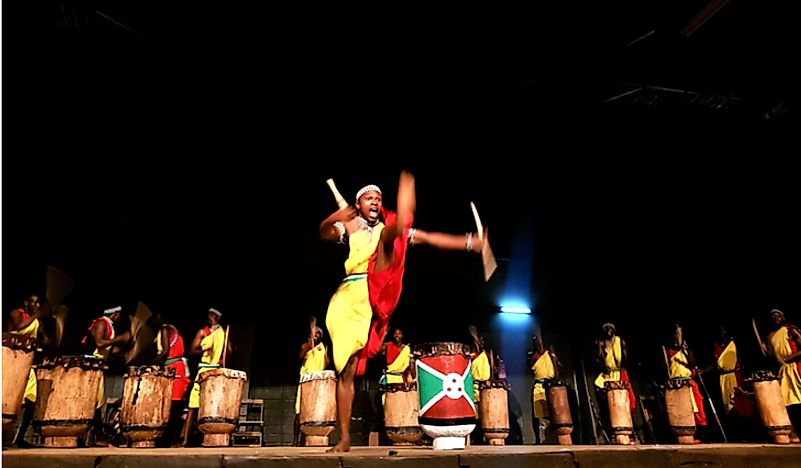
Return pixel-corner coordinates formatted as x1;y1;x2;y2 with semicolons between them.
581;360;610;444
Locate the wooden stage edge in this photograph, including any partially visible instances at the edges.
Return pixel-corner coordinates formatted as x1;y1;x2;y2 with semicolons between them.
3;444;801;468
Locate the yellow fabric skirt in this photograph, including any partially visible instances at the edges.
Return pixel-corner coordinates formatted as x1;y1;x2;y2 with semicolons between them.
24;369;37;403
326;277;371;374
188;366;218;409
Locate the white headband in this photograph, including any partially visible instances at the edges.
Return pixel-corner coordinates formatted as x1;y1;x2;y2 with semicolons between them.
104;306;122;315
355;184;381;203
208;308;222;317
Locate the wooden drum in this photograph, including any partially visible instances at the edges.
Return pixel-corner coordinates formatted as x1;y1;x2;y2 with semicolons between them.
197;368;247;447
749;370;793;444
603;380;633;445
299;370;337;446
120;365;175;447
545;379;573;445
2;333;37;427
33;355;105;447
664;378;696;444
413;342;476;450
381;381;422;445
477;380;510;446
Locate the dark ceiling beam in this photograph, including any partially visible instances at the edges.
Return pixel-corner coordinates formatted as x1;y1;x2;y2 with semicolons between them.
681;0;730;38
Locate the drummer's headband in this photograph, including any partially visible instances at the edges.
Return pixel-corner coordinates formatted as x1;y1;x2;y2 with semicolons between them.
355;184;381;204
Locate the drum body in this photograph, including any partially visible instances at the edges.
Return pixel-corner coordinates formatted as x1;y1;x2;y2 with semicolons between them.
33;356;105;447
120;366;175;447
545;379;573;445
664;378;696;444
750;371;793;444
197;368;247;447
603;380;633;445
413;342;476;450
477;380;509;446
299;370;337;446
2;333;37;427
382;381;422;445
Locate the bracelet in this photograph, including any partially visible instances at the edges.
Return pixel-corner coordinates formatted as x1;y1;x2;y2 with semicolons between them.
466;232;473;251
407;228;417;245
334;222;346;244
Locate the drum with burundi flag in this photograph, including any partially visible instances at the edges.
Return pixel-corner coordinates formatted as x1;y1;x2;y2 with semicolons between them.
413;342;476;450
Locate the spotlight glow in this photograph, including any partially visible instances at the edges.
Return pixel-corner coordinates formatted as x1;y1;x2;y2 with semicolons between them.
499;306;531;314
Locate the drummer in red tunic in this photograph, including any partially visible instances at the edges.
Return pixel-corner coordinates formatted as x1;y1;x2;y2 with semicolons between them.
150;312;191;447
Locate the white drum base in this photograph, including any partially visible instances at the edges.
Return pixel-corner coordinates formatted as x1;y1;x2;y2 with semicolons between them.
432;436;466;450
421;423;475;450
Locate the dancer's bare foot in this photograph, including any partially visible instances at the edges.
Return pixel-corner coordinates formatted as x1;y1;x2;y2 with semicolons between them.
326;436;351;453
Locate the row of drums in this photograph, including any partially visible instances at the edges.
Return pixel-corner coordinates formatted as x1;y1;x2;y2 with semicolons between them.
298;342;574;449
3;332;247;448
603;374;795;445
7;334;794;448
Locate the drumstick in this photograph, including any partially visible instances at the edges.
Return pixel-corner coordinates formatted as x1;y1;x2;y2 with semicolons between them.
326;179;349;210
752;318;767;357
222;325;230;367
469;202;498;282
470;202;484;241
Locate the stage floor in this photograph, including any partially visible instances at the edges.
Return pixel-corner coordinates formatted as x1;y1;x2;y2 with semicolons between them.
3;444;800;467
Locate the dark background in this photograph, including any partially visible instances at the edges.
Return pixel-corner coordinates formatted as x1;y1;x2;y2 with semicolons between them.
3;2;799;386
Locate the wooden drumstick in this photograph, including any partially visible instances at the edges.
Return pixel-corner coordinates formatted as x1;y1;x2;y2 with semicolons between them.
222;325;230;367
469;201;497;282
470;201;484;241
326;179;349;210
752;318;767;357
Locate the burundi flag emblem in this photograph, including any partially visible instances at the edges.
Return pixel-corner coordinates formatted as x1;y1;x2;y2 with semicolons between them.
416;358;475;418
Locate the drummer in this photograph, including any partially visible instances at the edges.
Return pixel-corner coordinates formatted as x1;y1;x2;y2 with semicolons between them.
149;312;191;447
183;308;230;446
665;327;707;443
81;306;130;445
319;172;485;452
293;323;329;446
7;295;50;447
379;328;414;386
469;325;491;403
528;332;562;444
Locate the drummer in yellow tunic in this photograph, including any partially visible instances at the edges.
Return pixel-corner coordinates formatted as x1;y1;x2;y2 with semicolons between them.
529;333;560;444
380;328;414;386
710;326;741;414
766;309;801;441
183;308;227;445
594;323;636;411
8;295;48;447
320;173;485;452
293;325;329;446
469;326;492;403
378;328;415;407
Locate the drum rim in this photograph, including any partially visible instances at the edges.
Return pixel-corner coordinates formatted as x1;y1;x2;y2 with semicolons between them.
299;370;337;383
602;379;631;391
37;355;105;370
412;342;473;358
477;379;510;391
197;367;247;382
124;365;177;379
2;332;38;351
